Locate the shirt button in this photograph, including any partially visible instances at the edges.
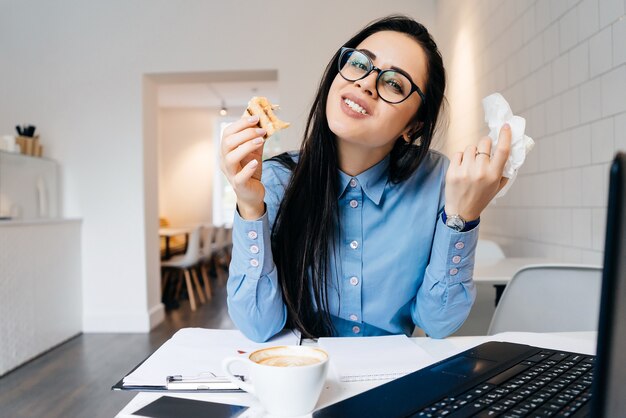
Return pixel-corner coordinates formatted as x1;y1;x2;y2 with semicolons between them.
250;245;259;254
449;268;459;275
352;326;361;334
350;240;359;249
454;241;464;250
452;255;461;264
349;199;358;208
248;231;258;240
250;259;259;267
349;178;357;187
349;276;359;286
349;314;358;321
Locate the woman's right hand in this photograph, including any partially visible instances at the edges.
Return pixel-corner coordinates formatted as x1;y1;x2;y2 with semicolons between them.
220;114;267;220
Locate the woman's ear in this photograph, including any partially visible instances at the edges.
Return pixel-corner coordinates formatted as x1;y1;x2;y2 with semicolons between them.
402;121;424;143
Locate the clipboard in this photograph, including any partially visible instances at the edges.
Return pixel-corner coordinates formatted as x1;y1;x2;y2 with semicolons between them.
111;328;301;393
111;355;244;392
111;353;244;393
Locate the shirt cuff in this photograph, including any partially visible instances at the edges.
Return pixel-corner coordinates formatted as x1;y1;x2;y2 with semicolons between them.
433;216;479;285
232;207;275;277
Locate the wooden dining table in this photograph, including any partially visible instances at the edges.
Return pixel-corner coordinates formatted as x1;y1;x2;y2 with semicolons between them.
159;226;195;260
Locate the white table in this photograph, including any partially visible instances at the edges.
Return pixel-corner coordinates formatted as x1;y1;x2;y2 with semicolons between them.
115;331;596;418
473;258;560;284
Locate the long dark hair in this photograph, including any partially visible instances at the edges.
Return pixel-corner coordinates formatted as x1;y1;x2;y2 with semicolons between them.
270;15;446;338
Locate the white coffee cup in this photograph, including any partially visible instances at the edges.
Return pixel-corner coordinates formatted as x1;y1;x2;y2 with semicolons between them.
222;345;329;417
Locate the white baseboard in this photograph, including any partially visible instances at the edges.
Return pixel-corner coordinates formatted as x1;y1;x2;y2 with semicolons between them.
148;303;165;330
83;308;158;333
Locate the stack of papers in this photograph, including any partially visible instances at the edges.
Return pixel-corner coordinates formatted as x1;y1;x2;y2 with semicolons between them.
318;335;436;382
122;328;300;388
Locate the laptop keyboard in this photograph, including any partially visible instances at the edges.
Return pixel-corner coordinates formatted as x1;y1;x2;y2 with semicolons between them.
413;349;595;418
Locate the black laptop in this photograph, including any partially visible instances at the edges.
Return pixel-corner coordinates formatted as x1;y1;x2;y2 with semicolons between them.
314;152;626;418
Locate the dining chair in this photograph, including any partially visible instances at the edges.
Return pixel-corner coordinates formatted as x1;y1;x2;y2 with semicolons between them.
207;224;229;285
476;239;507;306
197;223;216;300
223;225;233;265
488;264;603;335
475;239;506;262
160;225;205;311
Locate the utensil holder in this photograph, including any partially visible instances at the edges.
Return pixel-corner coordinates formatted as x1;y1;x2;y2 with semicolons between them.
16;135;41;157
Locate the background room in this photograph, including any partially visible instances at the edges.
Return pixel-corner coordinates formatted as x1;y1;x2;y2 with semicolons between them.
1;0;624;417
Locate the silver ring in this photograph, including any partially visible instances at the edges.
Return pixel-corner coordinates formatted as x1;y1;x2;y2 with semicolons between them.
475;151;490;158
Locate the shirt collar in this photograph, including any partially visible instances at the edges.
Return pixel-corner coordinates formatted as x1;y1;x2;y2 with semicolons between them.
338;155;390;205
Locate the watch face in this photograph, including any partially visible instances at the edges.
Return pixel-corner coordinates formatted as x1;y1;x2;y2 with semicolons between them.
446;215;465;231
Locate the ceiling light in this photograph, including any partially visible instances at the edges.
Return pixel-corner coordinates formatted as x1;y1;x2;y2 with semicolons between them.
219;100;228;116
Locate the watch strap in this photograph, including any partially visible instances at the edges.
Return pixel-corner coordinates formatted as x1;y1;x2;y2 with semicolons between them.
441;209;480;232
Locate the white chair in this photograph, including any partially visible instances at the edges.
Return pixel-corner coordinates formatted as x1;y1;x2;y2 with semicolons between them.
475;239;507;307
475;239;506;262
488;264;603;335
208;225;229;284
223;225;233;264
161;226;205;311
197;224;216;299
200;223;216;257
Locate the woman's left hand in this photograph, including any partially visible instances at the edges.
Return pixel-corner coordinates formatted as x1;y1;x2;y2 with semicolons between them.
444;123;512;221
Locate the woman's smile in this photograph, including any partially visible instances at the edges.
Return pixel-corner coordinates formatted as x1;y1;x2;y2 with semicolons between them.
340;93;372;119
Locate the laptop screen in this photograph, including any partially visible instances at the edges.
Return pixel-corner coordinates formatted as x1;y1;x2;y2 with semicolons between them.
592;152;626;417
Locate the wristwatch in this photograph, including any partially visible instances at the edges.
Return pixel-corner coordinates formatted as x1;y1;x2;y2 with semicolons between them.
442;209;480;232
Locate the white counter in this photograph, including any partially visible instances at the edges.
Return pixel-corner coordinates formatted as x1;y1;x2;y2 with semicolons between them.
0;218;82;376
0;218;81;226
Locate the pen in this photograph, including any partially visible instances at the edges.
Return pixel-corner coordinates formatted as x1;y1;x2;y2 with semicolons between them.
168;373;244;382
166;374;244;391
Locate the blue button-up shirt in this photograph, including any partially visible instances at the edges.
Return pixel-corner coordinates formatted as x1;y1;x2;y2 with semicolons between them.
227;150;478;342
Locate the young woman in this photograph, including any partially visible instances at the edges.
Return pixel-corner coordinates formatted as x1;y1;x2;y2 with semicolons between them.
220;15;511;342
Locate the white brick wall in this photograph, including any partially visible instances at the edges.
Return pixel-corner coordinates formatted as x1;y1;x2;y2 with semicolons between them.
435;0;626;263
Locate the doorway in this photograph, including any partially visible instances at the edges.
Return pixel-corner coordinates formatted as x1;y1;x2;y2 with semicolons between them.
142;70;282;325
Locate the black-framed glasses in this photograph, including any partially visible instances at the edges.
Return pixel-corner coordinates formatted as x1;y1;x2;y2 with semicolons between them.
337;47;426;105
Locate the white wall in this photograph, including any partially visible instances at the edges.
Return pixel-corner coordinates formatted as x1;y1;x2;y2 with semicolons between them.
0;0;435;332
435;0;626;264
158;108;216;227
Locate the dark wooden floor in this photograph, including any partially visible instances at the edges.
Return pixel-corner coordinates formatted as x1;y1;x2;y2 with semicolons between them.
0;276;234;418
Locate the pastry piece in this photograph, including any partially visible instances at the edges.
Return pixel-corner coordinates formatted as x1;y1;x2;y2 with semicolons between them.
244;96;290;138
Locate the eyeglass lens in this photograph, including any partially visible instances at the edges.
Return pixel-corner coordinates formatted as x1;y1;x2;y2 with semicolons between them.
339;49;413;103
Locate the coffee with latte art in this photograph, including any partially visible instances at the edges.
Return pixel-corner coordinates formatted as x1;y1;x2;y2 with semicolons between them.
257;355;322;367
250;346;327;368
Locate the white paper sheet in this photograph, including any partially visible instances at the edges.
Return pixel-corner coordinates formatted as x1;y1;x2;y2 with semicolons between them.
123;328;300;387
318;335;436;382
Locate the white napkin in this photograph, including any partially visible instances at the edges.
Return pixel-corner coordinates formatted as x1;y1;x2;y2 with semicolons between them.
482;93;535;197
